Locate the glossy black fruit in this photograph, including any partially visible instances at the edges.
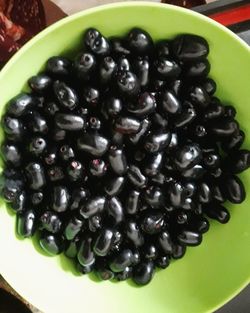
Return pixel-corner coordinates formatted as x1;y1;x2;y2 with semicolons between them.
89;159;107;177
77;132;109;157
25;162;46;190
126;220;144;247
158;231;173;254
116;71;140;97
126;190;141;215
109;249;133;272
108;146;127;175
2;116;24;141
223;175;246;204
40;211;62;234
28;74;52;93
94;228;114;256
55;113;85;131
177;230;202;246
80;196;106;218
64;216;83;240
144;131;172;153
46;56;71;76
40;232;64;255
74;52;96;80
205;203;230;224
7;93;35;117
133;261;154;286
127;165;147;188
1;142;21;166
134;56;150;86
28;137;47;156
127;28;153;55
107;197;124;225
174;144;202;171
172;34;209;61
52;186;70;212
155;57;181;80
84;28;110;56
53;81;78;110
17;210;36;238
161;90;181;114
128;92;156;117
104;176;125;196
141;211;165;235
77;235;95;266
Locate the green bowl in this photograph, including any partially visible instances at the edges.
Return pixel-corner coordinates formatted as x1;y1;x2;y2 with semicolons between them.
0;2;249;313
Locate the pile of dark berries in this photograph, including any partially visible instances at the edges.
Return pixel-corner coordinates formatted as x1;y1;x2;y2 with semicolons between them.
1;28;250;285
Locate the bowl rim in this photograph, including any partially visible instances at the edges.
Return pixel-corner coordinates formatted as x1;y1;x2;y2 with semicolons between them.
0;2;249;313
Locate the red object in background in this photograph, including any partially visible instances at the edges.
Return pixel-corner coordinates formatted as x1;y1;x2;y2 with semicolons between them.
209;3;250;26
161;0;206;8
0;0;45;64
